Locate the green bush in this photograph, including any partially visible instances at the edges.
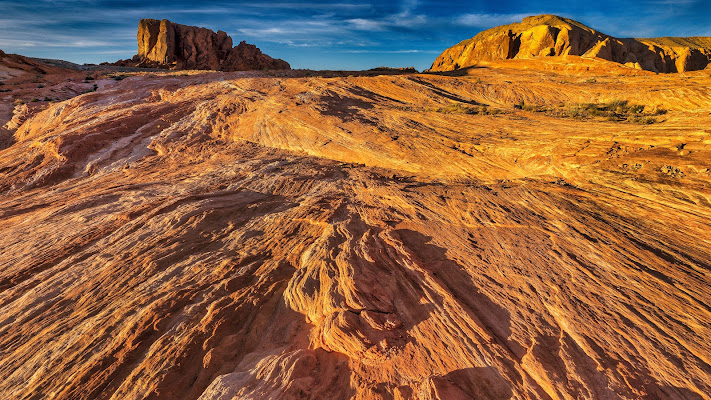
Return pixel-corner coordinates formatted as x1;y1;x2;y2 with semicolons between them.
629;116;657;124
436;102;505;115
516;99;663;124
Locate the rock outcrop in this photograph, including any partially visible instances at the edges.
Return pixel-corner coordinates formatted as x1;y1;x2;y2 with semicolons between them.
118;19;290;71
0;49;59;78
430;14;711;73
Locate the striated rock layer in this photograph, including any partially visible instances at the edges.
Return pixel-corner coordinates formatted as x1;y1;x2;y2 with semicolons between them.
0;65;710;399
0;50;79;148
118;19;290;71
430;14;711;73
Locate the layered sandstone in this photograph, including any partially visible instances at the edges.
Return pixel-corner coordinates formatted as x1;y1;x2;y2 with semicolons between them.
120;19;290;71
0;64;710;399
430;14;711;73
0;49;60;79
0;50;81;148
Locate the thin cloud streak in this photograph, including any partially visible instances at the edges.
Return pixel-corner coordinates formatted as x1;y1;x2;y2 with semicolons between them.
455;13;545;27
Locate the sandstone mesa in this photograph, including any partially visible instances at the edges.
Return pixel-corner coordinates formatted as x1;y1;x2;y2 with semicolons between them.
430;14;711;73
114;19;290;71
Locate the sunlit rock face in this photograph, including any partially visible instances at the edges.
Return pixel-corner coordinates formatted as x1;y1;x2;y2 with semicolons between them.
126;18;290;71
430;14;711;73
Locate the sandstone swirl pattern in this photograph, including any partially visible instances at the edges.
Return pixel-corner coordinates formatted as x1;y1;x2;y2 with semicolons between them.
0;67;710;399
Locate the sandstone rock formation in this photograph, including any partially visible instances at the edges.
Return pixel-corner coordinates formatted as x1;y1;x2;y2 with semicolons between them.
118;19;290;71
1;64;710;399
0;50;79;149
430;14;711;73
0;49;59;79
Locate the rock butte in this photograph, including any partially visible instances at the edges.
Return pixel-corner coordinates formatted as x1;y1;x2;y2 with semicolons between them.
114;19;290;71
0;42;710;400
430;14;711;73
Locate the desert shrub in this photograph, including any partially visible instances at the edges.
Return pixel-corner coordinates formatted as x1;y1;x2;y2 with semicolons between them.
629;116;657;124
516;99;662;123
516;100;548;113
85;76;94;81
604;99;628;110
628;104;644;114
438;103;472;113
13;99;24;106
437;103;505;115
31;98;39;102
83;84;98;94
589;108;606;117
524;104;546;112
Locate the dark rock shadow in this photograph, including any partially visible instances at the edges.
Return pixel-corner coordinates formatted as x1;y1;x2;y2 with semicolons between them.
436;367;514;399
149;277;358;400
658;386;706;400
402;76;485;105
316;89;379;126
0;128;13;150
394;229;514;349
425;65;489;77
381;367;513;400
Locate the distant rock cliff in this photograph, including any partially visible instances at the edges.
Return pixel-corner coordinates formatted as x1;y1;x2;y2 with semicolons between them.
117;19;290;71
430;15;711;73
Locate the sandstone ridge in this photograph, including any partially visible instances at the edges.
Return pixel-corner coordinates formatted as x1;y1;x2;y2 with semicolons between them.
117;19;290;71
1;65;710;399
430;14;711;73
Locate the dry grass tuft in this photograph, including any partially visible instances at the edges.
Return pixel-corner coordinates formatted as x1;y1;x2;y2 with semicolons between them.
516;99;666;124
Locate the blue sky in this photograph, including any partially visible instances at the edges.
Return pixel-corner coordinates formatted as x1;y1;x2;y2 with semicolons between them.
1;0;710;70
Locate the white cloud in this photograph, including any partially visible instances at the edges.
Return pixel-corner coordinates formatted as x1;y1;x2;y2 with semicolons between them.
347;18;384;31
0;36;119;49
455;13;537;28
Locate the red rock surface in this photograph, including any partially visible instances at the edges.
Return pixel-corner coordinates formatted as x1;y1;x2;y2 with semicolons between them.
0;51;98;148
118;19;290;71
0;63;710;399
430;14;711;73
